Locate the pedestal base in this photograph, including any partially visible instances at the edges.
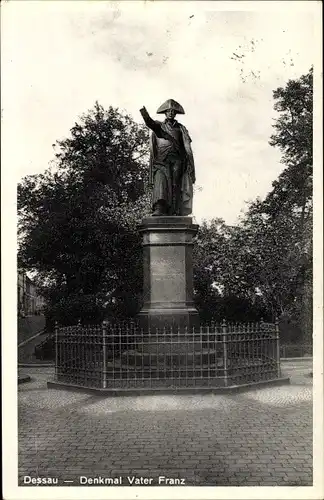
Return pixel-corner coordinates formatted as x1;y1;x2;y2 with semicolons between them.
48;378;291;395
138;307;199;330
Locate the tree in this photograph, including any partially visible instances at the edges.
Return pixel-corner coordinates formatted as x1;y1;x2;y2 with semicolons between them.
18;103;150;326
268;68;313;341
193;68;313;336
234;68;313;340
193;219;267;322
269;68;312;163
193;219;229;321
268;67;312;232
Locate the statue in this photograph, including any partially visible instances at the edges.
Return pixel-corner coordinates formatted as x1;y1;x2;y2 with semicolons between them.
140;99;196;216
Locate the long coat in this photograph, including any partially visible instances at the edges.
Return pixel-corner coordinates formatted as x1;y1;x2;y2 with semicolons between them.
149;122;195;216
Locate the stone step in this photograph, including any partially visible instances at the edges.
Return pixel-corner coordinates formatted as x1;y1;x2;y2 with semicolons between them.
105;359;275;373
131;340;217;355
119;349;220;366
104;366;224;380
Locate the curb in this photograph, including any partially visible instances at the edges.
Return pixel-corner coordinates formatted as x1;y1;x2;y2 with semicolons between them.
47;377;290;397
18;362;54;368
18;375;32;384
281;357;312;362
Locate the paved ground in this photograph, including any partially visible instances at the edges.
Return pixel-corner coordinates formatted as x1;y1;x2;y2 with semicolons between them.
18;360;312;487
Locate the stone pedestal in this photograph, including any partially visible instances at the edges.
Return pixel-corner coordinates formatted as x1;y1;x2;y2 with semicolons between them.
138;216;199;329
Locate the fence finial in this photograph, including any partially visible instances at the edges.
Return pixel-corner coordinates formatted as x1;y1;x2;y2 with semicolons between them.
275;316;279;333
222;318;227;334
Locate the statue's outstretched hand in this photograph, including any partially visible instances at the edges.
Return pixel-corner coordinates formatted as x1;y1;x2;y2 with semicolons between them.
140;107;159;133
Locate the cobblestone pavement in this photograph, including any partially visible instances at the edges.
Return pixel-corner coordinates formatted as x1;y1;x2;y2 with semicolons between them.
18;360;313;486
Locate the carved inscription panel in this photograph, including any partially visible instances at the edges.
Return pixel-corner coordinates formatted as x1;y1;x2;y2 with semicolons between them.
150;247;186;303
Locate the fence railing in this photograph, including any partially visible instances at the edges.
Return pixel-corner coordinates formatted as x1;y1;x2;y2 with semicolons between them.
54;319;282;390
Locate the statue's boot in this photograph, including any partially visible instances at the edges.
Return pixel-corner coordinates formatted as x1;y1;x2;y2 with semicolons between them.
152;201;168;216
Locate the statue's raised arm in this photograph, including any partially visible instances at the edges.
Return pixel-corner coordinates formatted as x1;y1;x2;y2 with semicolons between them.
140;106;164;138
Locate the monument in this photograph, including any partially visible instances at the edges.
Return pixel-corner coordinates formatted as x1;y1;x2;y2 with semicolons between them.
48;101;288;394
138;99;199;329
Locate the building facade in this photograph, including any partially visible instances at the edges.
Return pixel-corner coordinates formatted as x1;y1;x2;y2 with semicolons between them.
18;271;45;316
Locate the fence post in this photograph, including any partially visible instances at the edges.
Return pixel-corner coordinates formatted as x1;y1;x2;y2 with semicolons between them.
222;319;228;387
275;317;281;378
55;321;59;381
102;320;108;389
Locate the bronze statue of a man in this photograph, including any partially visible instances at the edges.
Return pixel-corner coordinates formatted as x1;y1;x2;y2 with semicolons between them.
140;99;196;216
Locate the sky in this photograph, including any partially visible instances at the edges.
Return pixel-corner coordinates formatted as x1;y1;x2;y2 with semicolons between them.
2;0;318;224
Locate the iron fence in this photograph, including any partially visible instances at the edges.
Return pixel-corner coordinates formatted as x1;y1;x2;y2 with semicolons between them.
54;319;281;390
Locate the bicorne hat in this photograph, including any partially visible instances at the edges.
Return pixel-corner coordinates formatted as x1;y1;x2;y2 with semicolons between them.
156;99;185;115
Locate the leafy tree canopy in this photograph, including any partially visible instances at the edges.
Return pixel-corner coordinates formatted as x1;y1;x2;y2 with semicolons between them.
18;103;150;325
